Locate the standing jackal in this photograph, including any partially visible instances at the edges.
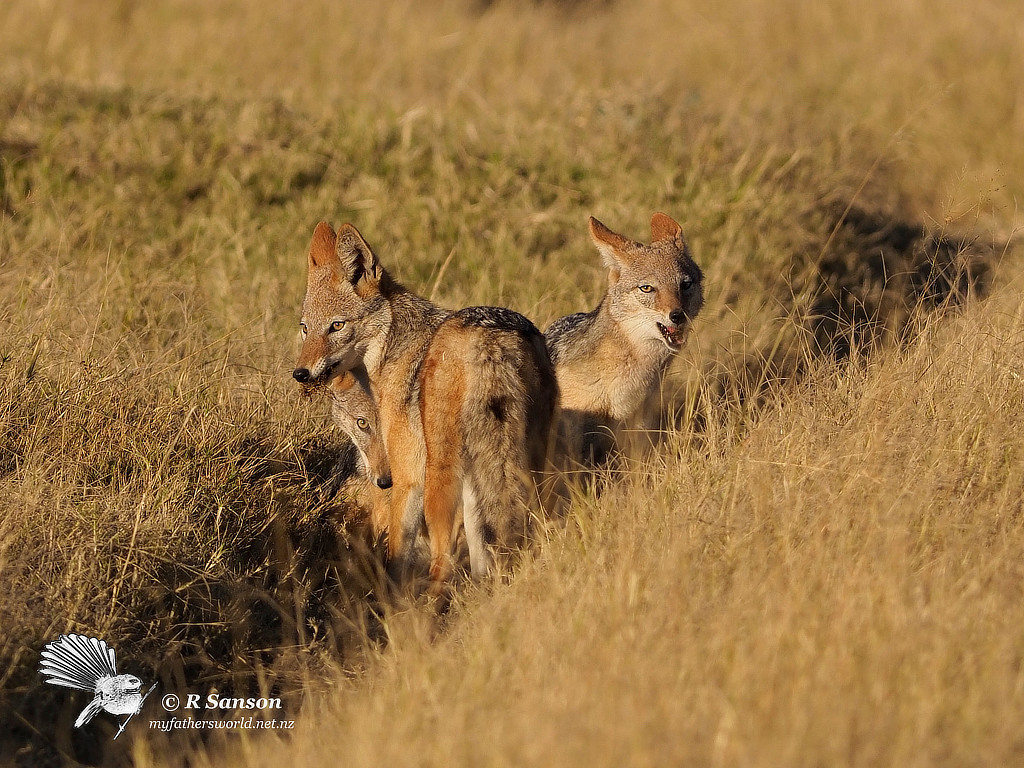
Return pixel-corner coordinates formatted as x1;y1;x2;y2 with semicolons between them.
545;212;703;468
293;221;558;587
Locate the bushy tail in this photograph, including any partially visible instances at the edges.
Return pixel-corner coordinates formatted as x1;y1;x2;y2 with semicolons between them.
460;326;559;568
39;634;116;691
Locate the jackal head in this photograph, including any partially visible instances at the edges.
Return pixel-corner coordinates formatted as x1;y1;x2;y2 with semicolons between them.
328;371;392;490
590;212;703;354
293;221;391;386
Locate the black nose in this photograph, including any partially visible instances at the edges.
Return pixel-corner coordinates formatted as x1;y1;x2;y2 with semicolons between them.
293;368;311;383
376;475;393;490
668;309;686;326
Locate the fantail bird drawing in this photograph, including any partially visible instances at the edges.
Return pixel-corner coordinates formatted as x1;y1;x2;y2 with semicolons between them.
39;633;156;738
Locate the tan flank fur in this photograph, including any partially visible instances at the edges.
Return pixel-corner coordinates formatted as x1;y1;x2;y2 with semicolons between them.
294;221;559;587
545;212;703;467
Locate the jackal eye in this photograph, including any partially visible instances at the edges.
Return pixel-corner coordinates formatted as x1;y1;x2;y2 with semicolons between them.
638;284;655;294
680;275;693;290
299;322;307;337
356;417;369;430
330;320;346;332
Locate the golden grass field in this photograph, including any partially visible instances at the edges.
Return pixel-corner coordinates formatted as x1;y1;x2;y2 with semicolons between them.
1;0;1023;765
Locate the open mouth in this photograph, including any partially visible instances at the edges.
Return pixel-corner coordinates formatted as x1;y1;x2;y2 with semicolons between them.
656;322;684;349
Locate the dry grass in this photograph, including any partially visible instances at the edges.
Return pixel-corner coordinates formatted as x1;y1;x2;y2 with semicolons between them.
1;0;1023;765
198;299;1024;768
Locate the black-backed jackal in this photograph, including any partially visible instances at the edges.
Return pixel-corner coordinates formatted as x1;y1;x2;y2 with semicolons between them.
545;212;703;468
326;369;392;538
293;222;558;588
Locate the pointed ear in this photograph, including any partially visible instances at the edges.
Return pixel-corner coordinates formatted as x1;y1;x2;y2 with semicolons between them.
650;212;683;244
329;370;357;394
308;221;338;271
589;216;634;276
336;223;382;288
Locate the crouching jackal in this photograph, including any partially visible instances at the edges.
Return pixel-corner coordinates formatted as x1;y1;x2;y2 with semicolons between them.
293;221;558;587
545;212;703;468
327;369;392;538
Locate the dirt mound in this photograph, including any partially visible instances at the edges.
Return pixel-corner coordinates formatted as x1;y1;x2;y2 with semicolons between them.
798;204;995;359
702;202;1006;415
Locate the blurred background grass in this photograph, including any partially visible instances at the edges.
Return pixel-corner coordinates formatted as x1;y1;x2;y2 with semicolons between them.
0;0;1022;765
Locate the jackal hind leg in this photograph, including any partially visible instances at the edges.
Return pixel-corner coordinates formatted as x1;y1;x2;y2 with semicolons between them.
385;482;425;584
419;352;466;589
460;479;494;578
465;445;533;579
524;350;561;519
421;457;461;587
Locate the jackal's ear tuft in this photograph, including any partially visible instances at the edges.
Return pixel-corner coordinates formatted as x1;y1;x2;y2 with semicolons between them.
309;221;338;270
589;216;634;278
650;212;683;245
336;223;382;288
